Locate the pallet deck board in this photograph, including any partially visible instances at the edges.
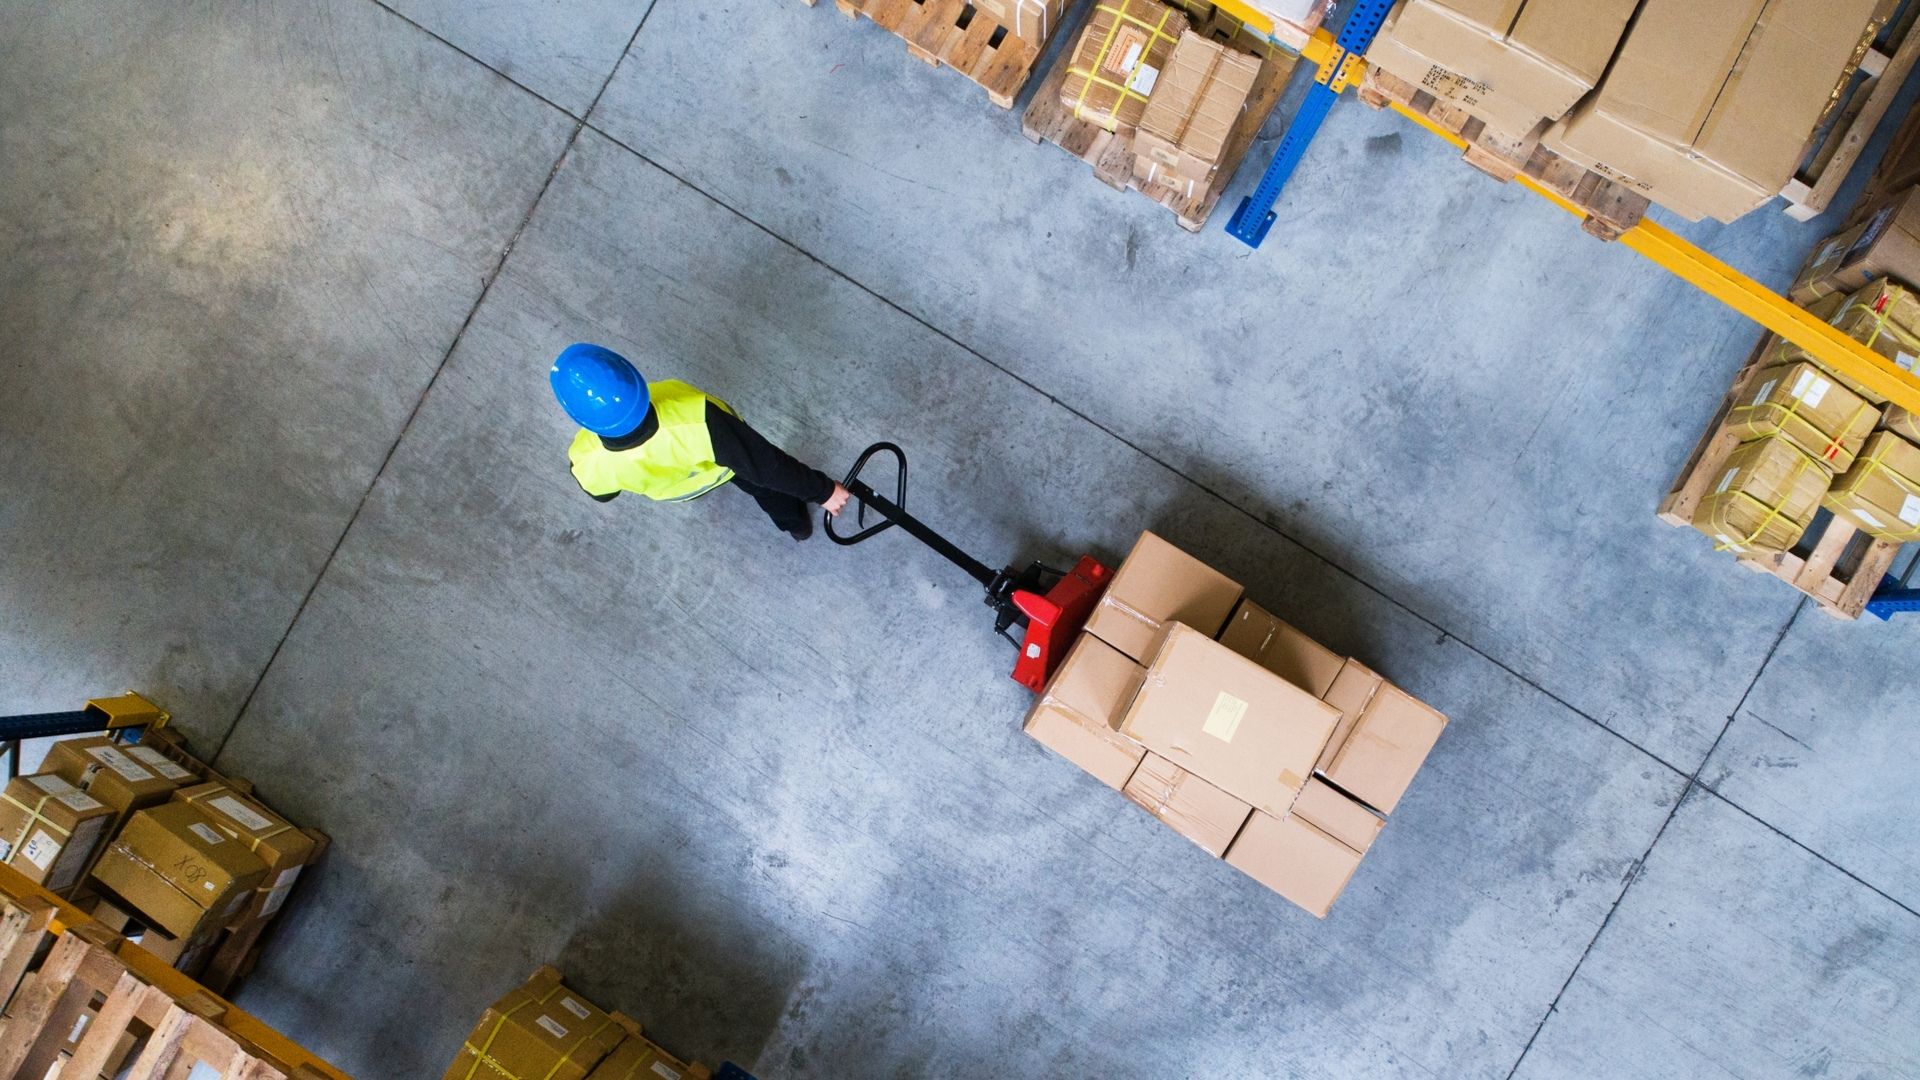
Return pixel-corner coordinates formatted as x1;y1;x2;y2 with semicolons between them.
821;0;1053;109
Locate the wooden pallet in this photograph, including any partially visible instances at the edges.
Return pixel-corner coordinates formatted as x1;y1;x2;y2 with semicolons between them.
1657;333;1903;620
1356;66;1650;241
1781;0;1920;222
810;0;1058;109
1020;2;1299;231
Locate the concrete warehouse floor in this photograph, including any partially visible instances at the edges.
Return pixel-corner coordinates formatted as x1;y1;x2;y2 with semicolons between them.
3;1;1918;1076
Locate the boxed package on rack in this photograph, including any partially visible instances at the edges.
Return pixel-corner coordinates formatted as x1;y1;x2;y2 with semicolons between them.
1544;0;1889;223
42;737;182;840
1314;660;1449;815
89;802;267;942
445;967;627;1080
1022;633;1149;789
1061;0;1190;132
1132;31;1262;190
174;781;320;925
1885;405;1920;441
1366;0;1640;136
586;1036;707;1080
1690;434;1831;556
1824;430;1920;541
1791;186;1920;303
1121;752;1251;856
972;0;1071;42
1083;530;1241;663
1225;778;1384;917
1727;360;1881;472
0;774;114;894
1775;278;1920;403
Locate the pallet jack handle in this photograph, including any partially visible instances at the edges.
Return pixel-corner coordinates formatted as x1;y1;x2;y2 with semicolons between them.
825;441;999;591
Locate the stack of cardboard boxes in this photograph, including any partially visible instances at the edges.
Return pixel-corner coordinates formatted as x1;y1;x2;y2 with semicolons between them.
1023;532;1447;917
1366;0;1893;223
445;967;711;1080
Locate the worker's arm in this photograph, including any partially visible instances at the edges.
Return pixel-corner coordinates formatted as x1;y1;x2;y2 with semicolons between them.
705;404;836;503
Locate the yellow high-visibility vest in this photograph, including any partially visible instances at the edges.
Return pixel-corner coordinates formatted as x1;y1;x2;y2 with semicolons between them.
568;380;737;502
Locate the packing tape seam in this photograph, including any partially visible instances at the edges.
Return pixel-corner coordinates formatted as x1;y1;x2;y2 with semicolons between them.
1096;594;1160;630
1167;44;1230;148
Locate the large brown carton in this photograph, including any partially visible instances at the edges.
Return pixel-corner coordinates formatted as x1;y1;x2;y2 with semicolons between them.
1885;406;1920;442
446;968;626;1080
1122;752;1252;856
1775;278;1920;403
1119;624;1340;817
1690;434;1830;556
1790;187;1920;303
1314;661;1448;815
1134;33;1262;183
585;1036;707;1080
42;738;181;857
1083;531;1241;663
1546;0;1887;223
0;775;114;894
970;0;1071;42
89;802;268;940
1061;0;1189;132
175;781;320;923
1224;809;1362;918
1369;0;1639;134
1727;360;1881;472
1824;430;1920;541
1022;633;1148;789
1216;598;1343;698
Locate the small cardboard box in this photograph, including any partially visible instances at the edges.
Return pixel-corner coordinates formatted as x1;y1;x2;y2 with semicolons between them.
1084;531;1241;663
1790;187;1920;304
1775;279;1920;404
1315;662;1448;815
1060;0;1190;132
0;775;114;894
1022;633;1149;789
1216;598;1343;698
1122;752;1252;856
1225;809;1362;918
1727;361;1880;472
41;737;180;835
174;782;320;924
585;1036;705;1080
1134;32;1262;182
1291;777;1385;855
88;802;268;940
1690;434;1830;556
445;968;627;1080
1825;430;1920;541
1119;624;1340;817
971;0;1071;42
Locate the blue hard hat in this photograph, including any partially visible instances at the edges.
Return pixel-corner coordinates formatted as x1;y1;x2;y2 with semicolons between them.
550;343;649;436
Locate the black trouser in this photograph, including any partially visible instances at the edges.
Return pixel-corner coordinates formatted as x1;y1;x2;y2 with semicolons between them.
732;477;811;533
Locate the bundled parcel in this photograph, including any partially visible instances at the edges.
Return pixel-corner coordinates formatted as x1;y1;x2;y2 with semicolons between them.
446;966;711;1080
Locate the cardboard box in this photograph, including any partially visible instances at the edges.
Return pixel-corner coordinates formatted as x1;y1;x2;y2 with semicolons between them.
1224;809;1362;917
1727;360;1881;472
1885;405;1920;442
445;968;627;1080
1790;188;1920;303
1122;752;1252;856
0;775;114;893
1022;633;1149;789
42;737;182;852
1690;434;1831;556
1134;32;1262;182
1369;0;1640;134
88;803;268;940
1083;531;1241;663
1290;777;1385;855
1061;0;1190;132
1824;430;1920;540
1314;660;1448;815
1775;278;1920;403
1119;624;1340;817
174;782;320;923
971;0;1071;42
1546;0;1887;223
586;1036;703;1080
1216;598;1343;698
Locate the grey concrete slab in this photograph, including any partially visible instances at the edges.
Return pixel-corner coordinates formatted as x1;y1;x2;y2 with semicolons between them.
0;0;572;738
1703;610;1920;912
218;130;1685;1079
1513;789;1920;1080
378;0;657;114
588;0;1853;768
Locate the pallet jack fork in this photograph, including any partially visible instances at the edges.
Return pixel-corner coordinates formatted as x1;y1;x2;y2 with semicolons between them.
827;443;1110;691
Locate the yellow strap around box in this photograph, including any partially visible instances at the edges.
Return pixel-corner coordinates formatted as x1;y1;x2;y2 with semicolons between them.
1834;438;1920;542
1070;1;1181;122
1;792;74;857
1844;286;1920;358
1713;452;1817;553
462;979;618;1080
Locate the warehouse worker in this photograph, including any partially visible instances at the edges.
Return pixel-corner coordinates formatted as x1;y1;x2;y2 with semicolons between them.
551;343;852;540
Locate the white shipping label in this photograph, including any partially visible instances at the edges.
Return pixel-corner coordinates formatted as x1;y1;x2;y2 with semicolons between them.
1716;468;1739;495
1789;371;1832;407
187;822;226;846
56;790;103;813
259;865;304;917
1902;494;1920;526
651;1063;682;1080
209;795;275;833
1750;379;1777;407
86;746;156;783
535;1015;569;1040
1854;507;1886;528
1128;62;1159;95
1118;41;1142;75
1900;352;1918;373
559;996;593;1020
20;831;60;871
27;775;78;797
128;746;193;781
1202;692;1248;743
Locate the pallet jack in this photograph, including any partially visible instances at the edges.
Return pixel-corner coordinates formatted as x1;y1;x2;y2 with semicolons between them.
826;443;1111;691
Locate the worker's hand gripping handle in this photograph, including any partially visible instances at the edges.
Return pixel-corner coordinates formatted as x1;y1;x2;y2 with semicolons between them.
825;441;908;546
